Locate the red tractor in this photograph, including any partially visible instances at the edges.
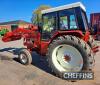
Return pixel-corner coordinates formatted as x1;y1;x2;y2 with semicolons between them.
2;2;99;78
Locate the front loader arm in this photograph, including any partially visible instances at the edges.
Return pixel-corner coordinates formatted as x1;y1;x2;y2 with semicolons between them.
2;26;40;50
2;28;32;42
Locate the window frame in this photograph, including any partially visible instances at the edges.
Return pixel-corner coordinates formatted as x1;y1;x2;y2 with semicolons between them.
58;8;79;31
81;9;89;31
41;12;57;40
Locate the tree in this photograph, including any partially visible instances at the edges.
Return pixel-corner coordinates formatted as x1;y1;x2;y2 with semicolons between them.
31;5;51;25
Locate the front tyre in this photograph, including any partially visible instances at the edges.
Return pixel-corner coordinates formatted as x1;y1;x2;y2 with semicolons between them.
47;35;94;78
18;49;32;65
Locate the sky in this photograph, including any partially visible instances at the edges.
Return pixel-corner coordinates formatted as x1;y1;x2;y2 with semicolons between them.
0;0;100;23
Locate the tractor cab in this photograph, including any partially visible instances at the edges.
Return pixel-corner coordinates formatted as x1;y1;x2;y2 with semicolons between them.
41;2;89;40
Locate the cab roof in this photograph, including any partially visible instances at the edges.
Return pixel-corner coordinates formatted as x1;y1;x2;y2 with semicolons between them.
41;2;86;14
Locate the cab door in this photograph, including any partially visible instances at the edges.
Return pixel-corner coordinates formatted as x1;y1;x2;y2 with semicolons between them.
42;12;57;40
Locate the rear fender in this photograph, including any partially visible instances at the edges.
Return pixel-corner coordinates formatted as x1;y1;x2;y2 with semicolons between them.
40;30;85;56
50;30;84;43
82;31;90;42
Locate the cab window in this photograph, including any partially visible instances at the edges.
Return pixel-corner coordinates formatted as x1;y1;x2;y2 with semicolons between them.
60;16;68;30
59;9;78;30
42;12;56;40
43;16;55;32
70;15;77;29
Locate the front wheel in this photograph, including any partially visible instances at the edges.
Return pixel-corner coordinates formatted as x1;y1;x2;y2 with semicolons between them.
47;35;94;78
18;49;32;65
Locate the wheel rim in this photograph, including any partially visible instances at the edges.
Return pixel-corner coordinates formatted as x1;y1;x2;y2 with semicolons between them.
20;53;27;64
52;44;83;72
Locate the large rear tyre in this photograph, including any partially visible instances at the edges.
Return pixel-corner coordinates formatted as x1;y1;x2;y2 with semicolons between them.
47;35;94;78
18;49;32;65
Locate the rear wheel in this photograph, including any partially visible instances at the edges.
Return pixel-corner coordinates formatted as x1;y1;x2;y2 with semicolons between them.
88;36;97;56
47;35;94;78
18;49;32;65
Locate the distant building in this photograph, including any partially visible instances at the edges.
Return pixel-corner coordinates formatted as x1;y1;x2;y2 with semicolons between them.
0;20;32;31
90;13;100;31
90;13;100;40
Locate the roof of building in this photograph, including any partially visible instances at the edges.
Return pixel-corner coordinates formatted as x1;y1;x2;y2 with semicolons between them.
0;20;32;25
91;13;100;15
41;2;86;14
